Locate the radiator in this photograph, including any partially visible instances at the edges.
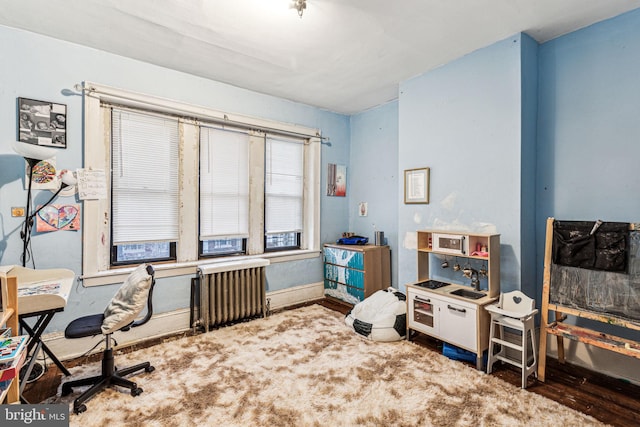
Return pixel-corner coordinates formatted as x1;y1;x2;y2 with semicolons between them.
197;259;269;331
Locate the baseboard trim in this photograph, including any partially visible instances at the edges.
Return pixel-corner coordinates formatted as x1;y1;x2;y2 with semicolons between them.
266;281;324;311
42;282;325;362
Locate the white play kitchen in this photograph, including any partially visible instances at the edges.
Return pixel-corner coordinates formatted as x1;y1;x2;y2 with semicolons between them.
406;230;500;370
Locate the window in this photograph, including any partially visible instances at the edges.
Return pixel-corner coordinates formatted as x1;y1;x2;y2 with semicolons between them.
265;135;304;251
81;82;321;285
110;109;179;265
199;126;250;257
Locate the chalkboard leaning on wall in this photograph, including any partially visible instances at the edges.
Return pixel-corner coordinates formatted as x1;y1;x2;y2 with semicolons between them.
550;220;640;323
538;218;640;383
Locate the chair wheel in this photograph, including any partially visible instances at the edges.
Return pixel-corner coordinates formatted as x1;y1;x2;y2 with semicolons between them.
61;384;73;396
131;387;143;397
74;404;87;414
145;365;155;373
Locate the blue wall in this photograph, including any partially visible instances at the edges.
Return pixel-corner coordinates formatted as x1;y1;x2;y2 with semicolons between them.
349;101;399;285
0;25;349;330
519;34;539;299
397;35;527;293
535;9;640;364
536;8;640;292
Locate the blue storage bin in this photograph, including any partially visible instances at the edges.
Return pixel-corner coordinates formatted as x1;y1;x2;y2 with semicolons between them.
442;343;487;366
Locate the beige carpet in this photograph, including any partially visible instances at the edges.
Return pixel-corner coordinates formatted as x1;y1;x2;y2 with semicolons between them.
48;304;606;427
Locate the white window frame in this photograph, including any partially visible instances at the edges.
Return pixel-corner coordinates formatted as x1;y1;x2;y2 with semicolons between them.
81;82;321;286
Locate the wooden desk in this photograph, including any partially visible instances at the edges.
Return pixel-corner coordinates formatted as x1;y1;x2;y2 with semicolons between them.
0;266;74;316
0;265;74;398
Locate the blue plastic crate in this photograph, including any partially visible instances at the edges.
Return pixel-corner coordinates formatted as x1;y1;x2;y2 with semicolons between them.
442;343;487;366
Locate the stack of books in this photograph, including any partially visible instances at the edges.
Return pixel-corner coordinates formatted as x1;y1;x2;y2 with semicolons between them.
0;330;28;391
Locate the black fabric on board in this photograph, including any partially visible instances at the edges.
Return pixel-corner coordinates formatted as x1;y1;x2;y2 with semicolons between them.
553;220;629;272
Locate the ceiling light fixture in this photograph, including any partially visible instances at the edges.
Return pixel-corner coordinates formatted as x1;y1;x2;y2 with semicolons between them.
291;0;306;18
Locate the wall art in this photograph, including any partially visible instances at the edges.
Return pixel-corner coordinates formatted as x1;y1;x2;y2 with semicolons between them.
404;167;430;204
36;203;80;232
18;97;67;148
327;163;346;197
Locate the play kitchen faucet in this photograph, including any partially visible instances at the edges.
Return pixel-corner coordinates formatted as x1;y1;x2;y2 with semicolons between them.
462;267;481;291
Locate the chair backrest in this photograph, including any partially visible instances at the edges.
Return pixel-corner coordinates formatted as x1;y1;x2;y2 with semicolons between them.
131;265;156;328
499;290;535;315
101;264;156;335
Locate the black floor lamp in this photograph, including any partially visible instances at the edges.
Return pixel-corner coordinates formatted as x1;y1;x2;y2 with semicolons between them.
11;140;75;267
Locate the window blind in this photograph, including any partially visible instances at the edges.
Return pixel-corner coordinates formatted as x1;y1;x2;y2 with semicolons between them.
199;126;250;240
111;109;179;244
265;135;304;234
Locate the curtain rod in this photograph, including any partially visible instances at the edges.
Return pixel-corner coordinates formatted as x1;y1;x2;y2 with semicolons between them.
80;82;332;144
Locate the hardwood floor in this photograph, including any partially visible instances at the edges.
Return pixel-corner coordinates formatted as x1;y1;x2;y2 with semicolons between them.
22;299;640;427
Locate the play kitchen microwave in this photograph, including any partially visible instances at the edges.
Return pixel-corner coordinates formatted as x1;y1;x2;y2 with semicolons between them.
431;233;469;255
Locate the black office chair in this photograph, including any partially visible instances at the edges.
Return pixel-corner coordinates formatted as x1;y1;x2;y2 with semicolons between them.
61;264;157;414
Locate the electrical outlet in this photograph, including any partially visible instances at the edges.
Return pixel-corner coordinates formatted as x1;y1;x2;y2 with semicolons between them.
11;207;25;217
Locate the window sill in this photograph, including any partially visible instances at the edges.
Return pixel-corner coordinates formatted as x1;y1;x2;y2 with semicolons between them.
81;249;322;287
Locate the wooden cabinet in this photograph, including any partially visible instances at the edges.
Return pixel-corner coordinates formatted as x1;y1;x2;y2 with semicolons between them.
407;230;500;370
1;275;22;404
323;244;390;305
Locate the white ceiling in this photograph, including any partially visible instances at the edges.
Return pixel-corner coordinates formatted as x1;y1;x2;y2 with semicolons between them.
2;0;640;114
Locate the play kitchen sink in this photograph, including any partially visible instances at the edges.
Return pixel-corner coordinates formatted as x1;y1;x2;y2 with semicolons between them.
449;288;486;300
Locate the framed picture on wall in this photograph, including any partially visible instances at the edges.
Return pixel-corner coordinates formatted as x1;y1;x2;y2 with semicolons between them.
404;167;429;204
327;163;347;197
17;97;67;148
